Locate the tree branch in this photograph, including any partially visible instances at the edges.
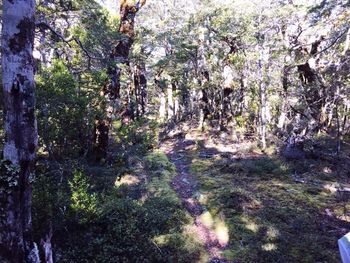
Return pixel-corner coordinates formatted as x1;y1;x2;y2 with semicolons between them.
314;26;350;56
36;21;105;61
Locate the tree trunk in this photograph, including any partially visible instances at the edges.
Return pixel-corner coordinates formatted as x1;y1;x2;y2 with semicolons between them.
258;48;268;150
134;62;147;116
0;1;40;262
198;89;209;131
278;66;289;130
167;82;174;120
159;90;166;121
92;0;146;161
173;81;179;121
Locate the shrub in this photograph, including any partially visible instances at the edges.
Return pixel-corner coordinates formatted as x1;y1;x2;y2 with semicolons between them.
68;170;97;223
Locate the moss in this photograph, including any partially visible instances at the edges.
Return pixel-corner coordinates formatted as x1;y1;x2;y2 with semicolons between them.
144;151;175;173
190;158;213;173
153;233;206;262
190;154;344;262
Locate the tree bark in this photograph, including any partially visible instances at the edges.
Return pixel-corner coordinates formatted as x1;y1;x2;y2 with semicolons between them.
258;48;269;150
134;62;147;117
92;0;146;161
0;1;39;262
167;82;174;120
173;81;179;121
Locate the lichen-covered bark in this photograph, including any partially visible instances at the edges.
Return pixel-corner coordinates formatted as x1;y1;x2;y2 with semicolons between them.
0;0;39;262
93;0;146;161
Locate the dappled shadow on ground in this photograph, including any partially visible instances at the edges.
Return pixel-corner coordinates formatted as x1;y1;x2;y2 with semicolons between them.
159;130;350;263
160;137;231;262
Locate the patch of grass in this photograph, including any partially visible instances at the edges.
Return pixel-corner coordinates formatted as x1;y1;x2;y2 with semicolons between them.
191;154;347;262
190;158;213;173
242;157;290;178
153;233;207;262
144;151;176;172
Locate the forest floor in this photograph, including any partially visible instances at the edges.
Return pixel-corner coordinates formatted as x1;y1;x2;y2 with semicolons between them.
156;122;350;262
160;136;232;263
104;118;350;262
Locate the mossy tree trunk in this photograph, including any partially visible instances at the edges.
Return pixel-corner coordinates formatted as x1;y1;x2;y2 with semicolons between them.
93;0;146;161
0;1;39;262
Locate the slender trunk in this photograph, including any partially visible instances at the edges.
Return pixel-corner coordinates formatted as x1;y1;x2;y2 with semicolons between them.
137;62;147;115
336;103;341;156
167;82;174;120
127;78;135;121
258;53;267;150
260;83;267;150
278;66;289;130
159;90;166;121
173;82;179;121
40;226;53;263
0;1;39;262
198;89;209;131
342;28;350;56
342;100;349;132
133;65;141;118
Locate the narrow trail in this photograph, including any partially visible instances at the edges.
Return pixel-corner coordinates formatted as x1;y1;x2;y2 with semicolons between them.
159;137;232;263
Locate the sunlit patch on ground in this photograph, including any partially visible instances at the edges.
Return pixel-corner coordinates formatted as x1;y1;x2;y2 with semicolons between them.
261;243;277;251
323;183;338;193
115;174;140;187
215;221;229;246
266;226;280;239
199;211;214;228
241;216;259;233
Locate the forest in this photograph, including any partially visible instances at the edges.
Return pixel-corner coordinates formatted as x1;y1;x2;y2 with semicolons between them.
0;0;350;262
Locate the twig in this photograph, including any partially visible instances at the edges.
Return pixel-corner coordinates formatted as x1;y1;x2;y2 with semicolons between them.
150;239;163;255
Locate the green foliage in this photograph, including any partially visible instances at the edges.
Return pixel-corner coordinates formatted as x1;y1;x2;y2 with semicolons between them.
243;157;290;178
0;160;20;190
68;170;97;223
58;193;199;262
32;164;71;241
80;152;203;262
112;119;160;168
36;59;100;157
144;151;175;172
32;152;204;262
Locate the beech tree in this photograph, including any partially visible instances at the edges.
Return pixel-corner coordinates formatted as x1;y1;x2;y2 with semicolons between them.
93;0;147;161
0;0;39;262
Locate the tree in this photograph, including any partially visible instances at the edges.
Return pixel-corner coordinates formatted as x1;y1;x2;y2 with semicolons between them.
93;0;147;161
0;0;40;262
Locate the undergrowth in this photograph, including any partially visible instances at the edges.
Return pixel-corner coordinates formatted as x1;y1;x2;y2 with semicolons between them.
33;151;205;262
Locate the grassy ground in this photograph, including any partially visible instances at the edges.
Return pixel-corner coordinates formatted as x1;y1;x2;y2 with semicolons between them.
189;141;350;262
33;118;350;262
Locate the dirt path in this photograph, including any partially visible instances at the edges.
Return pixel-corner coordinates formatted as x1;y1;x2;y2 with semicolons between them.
159;137;231;263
